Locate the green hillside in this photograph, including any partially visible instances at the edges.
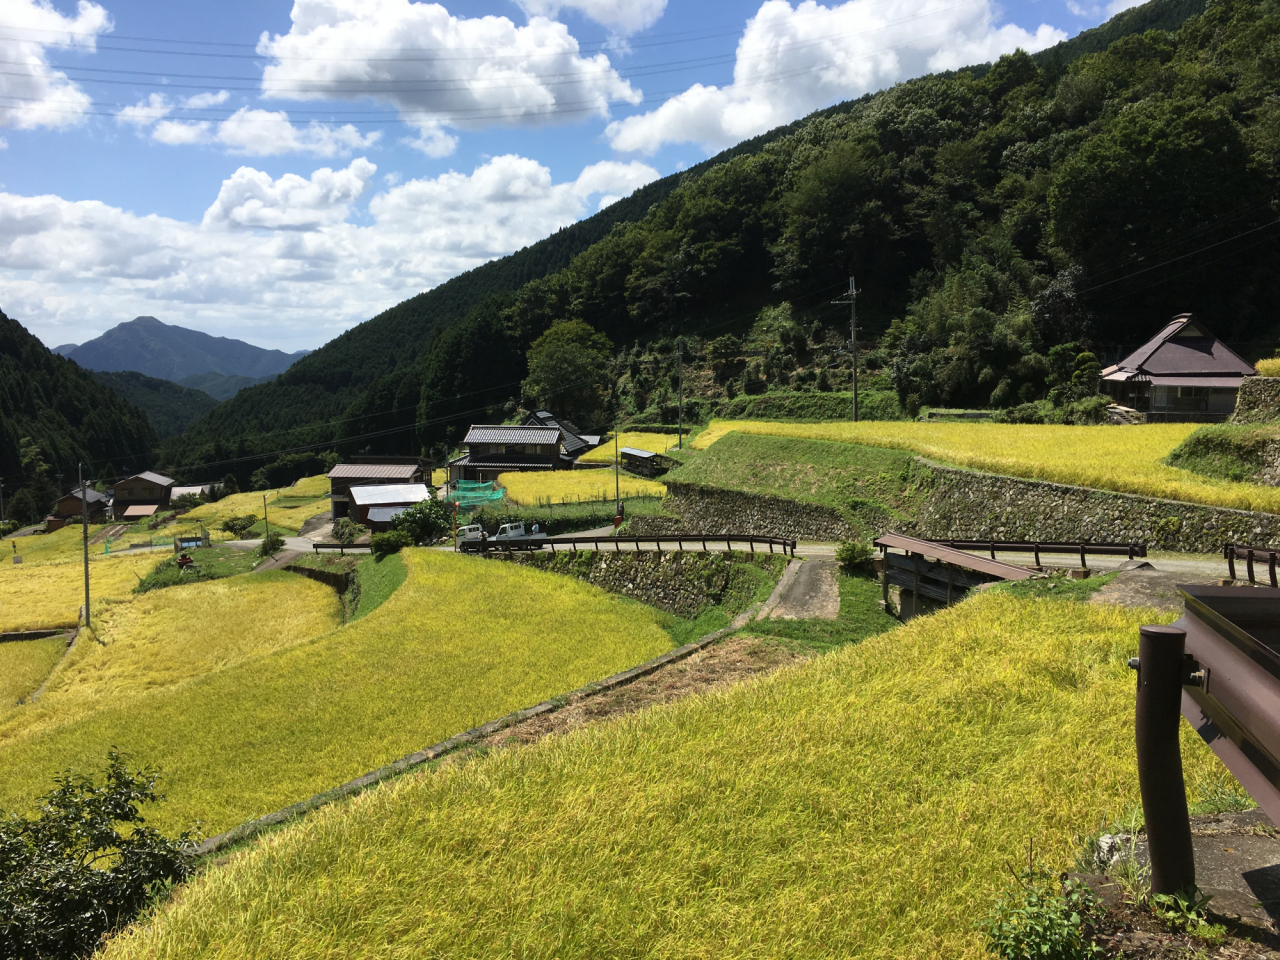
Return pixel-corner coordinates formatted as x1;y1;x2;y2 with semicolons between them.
90;370;220;438
160;0;1258;481
0;311;157;517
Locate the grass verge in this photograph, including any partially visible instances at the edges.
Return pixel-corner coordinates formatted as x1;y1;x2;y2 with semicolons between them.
99;590;1232;959
133;546;261;593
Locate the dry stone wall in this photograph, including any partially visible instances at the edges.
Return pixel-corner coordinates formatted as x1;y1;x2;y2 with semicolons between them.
1232;377;1280;424
627;482;857;541
506;550;739;618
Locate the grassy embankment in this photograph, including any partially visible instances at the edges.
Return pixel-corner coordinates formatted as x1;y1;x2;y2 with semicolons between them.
666;431;919;536
1166;423;1280;483
0;550;673;836
285;550;408;621
0;637;66;707
692;420;1280;512
100;588;1237;959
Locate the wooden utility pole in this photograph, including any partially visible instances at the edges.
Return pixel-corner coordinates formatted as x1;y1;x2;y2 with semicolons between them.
831;276;860;421
79;463;90;629
677;337;685;449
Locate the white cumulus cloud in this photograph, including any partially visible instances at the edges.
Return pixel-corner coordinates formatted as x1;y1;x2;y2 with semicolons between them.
1;0;112;131
182;90;230;110
0;155;659;349
257;0;641;156
607;0;1066;154
516;0;667;36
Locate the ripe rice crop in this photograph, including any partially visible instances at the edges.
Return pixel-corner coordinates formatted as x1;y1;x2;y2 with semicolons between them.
577;432;680;463
0;550;671;836
692;420;1280;512
99;591;1230;959
499;469;665;505
1256;358;1280;377
184;477;331;533
0;637;65;710
0;554;164;632
5;525;102;566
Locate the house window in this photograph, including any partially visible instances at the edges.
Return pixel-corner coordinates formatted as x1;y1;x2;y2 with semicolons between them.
1178;386;1207;399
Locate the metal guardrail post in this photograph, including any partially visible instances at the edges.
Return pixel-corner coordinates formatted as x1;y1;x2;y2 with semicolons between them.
1134;623;1196;895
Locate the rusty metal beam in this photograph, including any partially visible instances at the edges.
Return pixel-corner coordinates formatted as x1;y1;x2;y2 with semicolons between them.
875;533;1034;581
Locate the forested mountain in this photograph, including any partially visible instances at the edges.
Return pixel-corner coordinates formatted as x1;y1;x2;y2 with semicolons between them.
162;0;1277;482
90;371;220;439
176;371;276;402
1;311;157;521
65;316;309;381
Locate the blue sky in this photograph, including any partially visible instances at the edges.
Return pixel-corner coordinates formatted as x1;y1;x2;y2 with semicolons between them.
0;0;1126;351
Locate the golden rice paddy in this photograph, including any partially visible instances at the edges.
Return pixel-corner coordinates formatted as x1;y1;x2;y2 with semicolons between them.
0;637;66;710
692;420;1280;512
0;553;165;632
499;469;665;505
0;550;671;836
183;476;332;533
100;591;1228;959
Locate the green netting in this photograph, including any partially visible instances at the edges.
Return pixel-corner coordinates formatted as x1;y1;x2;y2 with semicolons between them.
445;481;506;507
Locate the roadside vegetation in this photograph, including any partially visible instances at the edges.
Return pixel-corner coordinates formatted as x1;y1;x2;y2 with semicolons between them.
0;551;673;836
691;420;1280;512
132;545;261;593
0;637;65;708
0;554;165;633
98;587;1232;959
498;469;665;506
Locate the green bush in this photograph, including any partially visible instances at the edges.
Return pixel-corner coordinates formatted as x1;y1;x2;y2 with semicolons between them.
980;873;1103;960
0;750;192;960
220;515;257;537
170;493;204;511
0;519;17;537
371;529;413;556
390;498;450;545
835;540;875;574
258;532;285;557
332;517;367;545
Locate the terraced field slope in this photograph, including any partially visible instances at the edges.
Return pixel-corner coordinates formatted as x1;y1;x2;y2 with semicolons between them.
100;590;1231;959
693;421;1280;512
498;469;665;506
0;551;672;835
0;637;65;708
0;553;165;632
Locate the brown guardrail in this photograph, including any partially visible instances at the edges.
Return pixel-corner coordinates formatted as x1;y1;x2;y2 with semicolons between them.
464;534;797;557
1131;584;1280;894
1224;544;1280;586
312;542;370;554
932;539;1146;567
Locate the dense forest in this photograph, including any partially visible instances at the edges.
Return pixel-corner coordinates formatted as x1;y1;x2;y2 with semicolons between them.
0;311;157;525
154;0;1280;482
89;371;220;439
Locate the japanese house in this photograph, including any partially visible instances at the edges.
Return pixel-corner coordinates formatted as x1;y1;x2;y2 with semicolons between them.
112;471;176;520
448;425;570;483
1101;314;1256;422
328;458;427;519
46;488;108;531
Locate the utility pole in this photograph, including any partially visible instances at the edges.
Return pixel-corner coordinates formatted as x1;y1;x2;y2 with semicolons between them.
677;337;685;449
262;494;269;541
614;429;620;509
79;463;90;629
831;275;860;422
0;478;5;525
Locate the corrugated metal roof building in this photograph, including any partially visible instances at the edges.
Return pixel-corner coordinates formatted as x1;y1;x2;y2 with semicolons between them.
328;461;425;518
348;483;432;526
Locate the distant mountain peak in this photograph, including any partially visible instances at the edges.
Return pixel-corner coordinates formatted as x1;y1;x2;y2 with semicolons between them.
65;317;310;382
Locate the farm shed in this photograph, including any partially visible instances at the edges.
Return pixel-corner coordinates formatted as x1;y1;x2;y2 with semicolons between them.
620;447;677;478
328;460;425;519
348;484;432;525
112;471;175;516
449;425;569;483
1101;315;1256;422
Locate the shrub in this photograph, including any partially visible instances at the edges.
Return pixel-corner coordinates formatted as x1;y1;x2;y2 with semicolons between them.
0;750;192;960
332;517;367;545
835;540;875;574
170;493;204;512
258;532;285;557
1257;357;1280;377
389;498;450;544
980;871;1103;960
220;515;257;537
0;519;17;537
371;530;413;556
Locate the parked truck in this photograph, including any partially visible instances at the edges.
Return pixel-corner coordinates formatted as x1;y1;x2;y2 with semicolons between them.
459;521;547;553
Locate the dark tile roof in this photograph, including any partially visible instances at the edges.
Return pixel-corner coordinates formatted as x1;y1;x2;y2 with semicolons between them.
58;488;107;505
1105;314;1256;381
450;452;557;470
464;425;561;445
124;471;175;486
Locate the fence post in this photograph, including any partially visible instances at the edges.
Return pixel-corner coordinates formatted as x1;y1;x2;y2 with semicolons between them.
1248;550;1256;584
1226;546;1236;581
1134;623;1196;895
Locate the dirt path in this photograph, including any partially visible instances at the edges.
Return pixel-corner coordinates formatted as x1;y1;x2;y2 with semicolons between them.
1089;568;1222;612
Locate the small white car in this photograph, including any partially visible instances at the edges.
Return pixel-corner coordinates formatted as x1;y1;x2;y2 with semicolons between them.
455;524;484;547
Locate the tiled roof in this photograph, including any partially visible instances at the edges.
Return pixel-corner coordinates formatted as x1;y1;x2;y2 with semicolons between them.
60;488;108;504
464;425;561;445
125;471;175;486
1112;315;1255;379
450;453;557;470
349;483;432;506
328;463;420;479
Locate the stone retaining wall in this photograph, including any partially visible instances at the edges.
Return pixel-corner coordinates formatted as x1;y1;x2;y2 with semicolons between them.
628;463;1280;552
505;550;771;618
1232;377;1280;424
628;482;857;542
907;460;1280;552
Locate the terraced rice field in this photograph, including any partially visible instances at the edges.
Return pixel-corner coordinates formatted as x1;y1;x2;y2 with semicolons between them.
100;590;1232;959
0;551;672;835
499;469;666;505
577;432;681;463
183;475;332;533
0;553;165;632
692;420;1280;512
0;637;66;708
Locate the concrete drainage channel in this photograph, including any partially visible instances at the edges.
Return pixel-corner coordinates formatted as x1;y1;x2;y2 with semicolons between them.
195;557;810;856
